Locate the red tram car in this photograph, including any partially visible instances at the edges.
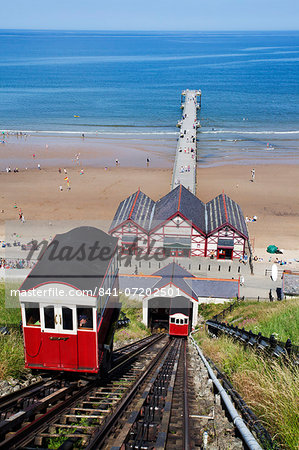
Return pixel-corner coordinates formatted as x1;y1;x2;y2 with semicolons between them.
169;297;191;337
19;227;120;374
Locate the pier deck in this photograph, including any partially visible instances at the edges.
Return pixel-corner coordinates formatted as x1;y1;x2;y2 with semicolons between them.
171;89;201;194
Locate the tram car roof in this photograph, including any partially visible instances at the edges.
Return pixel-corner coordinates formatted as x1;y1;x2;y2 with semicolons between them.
20;226;118;294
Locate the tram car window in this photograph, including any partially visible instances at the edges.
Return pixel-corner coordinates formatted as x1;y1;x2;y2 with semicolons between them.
44;305;55;329
25;302;40;326
62;307;73;331
77;307;93;329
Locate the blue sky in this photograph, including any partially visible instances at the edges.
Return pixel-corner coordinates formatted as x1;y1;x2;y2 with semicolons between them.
2;0;299;30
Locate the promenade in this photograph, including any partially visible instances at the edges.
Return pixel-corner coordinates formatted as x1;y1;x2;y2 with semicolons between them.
171;89;201;194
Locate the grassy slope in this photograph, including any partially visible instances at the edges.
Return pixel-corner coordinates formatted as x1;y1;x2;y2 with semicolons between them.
199;298;299;344
0;283;25;379
114;295;150;343
197;298;299;449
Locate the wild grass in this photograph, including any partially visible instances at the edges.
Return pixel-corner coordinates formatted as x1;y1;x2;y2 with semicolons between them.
0;283;22;326
198;301;235;320
0;282;25;379
0;331;26;379
200;298;299;344
114;294;150;343
196;331;299;449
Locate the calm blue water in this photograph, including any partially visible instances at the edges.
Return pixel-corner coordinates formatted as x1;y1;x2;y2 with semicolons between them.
0;30;298;164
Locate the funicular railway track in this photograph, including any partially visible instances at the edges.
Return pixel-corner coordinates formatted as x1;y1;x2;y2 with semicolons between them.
100;336;263;450
0;334;165;450
0;333;264;449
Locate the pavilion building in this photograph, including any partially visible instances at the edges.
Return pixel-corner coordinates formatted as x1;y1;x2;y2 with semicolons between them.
110;185;249;260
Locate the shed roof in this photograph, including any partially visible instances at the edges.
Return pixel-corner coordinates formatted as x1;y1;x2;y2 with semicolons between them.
118;263;239;300
187;278;239;299
20;226;118;294
283;272;299;296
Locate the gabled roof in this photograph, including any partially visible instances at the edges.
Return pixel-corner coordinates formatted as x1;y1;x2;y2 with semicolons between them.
151;262;198;300
20;227;118;294
151;185;205;232
110;188;248;238
153;261;194;279
109;189;155;232
179;185;206;232
151;187;181;228
205;193;248;237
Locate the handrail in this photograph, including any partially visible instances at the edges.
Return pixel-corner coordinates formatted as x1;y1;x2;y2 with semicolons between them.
206;319;299;358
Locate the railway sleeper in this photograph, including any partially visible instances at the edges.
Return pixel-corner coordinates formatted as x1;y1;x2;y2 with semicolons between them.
121;341;181;448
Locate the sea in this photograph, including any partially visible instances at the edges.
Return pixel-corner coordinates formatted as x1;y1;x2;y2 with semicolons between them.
0;30;298;166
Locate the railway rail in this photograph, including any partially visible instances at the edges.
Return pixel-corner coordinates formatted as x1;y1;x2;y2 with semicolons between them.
0;333;265;449
0;333;165;449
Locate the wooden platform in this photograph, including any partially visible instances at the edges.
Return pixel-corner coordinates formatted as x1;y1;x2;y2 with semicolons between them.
171;89;201;194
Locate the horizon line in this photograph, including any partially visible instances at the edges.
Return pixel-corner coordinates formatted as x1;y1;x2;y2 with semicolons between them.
0;28;299;32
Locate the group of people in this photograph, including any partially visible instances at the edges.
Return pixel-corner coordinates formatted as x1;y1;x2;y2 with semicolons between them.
5;167;19;173
246;215;257;222
239;253;248;264
0;258;35;269
115;157;150;167
58;167;71;191
180;165;191;173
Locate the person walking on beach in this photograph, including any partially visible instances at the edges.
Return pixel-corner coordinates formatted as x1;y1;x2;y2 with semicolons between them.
146;157;150;167
115;158;119;167
251;168;255;182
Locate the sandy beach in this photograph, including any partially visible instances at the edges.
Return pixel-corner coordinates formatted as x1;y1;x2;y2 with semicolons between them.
0;134;176;169
1;155;298;260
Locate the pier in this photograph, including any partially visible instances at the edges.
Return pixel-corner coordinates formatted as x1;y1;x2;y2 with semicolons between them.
171;89;201;194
